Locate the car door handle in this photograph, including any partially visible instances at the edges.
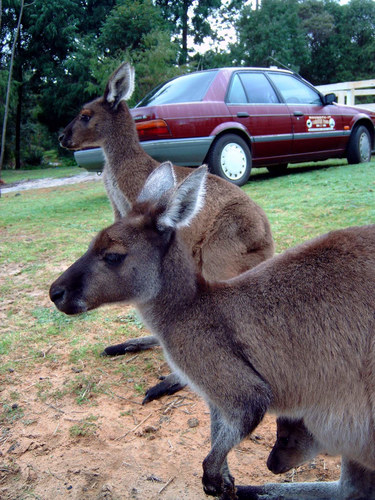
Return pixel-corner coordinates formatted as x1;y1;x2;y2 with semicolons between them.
237;112;250;118
293;111;304;117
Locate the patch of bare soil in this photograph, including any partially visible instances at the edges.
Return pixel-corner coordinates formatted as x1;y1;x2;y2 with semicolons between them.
1;345;340;500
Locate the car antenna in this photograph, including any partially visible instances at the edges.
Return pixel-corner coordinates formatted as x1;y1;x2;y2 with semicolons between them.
268;55;302;79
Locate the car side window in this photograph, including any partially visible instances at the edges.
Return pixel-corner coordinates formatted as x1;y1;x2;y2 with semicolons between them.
268;73;322;105
239;73;280;104
227;72;280;104
227;74;248;103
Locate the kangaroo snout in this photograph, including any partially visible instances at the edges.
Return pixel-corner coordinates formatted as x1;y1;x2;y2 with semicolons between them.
49;284;65;305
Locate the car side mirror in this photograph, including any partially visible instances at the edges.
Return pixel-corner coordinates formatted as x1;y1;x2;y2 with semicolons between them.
322;93;336;106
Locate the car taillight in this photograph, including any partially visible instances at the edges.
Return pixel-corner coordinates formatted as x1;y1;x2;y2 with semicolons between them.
136;119;171;141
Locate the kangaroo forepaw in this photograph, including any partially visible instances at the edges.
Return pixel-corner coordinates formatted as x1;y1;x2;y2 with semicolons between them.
101;342;132;356
203;472;236;499
220;483;238;500
101;336;159;357
142;377;186;404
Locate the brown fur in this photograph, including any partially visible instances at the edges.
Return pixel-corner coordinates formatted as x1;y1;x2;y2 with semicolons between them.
50;164;375;499
59;63;274;281
59;63;274;402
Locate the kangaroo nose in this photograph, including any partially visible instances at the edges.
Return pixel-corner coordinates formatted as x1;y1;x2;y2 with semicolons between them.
58;133;64;143
50;286;65;304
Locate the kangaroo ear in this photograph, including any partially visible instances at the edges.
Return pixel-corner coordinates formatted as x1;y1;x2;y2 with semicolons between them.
157;165;207;230
137;162;177;204
104;62;135;110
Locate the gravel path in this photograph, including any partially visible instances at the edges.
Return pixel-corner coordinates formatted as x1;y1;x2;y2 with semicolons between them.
1;171;101;194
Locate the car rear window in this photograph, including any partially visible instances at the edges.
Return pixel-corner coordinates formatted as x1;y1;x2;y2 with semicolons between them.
136;70;219;107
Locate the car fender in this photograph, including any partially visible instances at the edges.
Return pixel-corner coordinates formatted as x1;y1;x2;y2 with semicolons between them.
349;114;375;147
209;121;252;146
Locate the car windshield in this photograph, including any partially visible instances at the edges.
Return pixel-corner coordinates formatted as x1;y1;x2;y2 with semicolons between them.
136;70;219;107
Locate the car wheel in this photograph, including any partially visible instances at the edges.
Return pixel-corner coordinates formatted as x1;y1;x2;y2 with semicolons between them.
267;164;288;175
347;125;372;164
207;134;252;186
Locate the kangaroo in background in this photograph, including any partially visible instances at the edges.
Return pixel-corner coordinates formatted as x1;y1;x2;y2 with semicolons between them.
59;63;274;403
50;163;375;500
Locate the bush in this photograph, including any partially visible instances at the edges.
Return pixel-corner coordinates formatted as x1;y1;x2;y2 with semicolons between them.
23;146;44;166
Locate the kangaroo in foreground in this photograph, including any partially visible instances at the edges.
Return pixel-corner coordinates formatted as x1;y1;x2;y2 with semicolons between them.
50;163;375;500
59;63;274;403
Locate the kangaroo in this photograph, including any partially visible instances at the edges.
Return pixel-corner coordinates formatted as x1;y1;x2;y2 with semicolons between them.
267;417;323;474
50;163;375;499
59;63;274;403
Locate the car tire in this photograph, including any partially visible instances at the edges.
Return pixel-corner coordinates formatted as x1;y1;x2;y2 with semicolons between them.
207;134;252;186
267;164;288;175
347;125;372;164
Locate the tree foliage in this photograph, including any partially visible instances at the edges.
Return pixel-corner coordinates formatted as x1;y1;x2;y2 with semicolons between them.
1;0;375;169
235;0;309;72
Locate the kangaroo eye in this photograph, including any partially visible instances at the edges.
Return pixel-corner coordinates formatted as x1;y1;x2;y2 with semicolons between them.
80;114;91;122
103;253;126;265
278;437;289;447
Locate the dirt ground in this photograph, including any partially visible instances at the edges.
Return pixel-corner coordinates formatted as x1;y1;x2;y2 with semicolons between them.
0;308;341;500
1;177;341;500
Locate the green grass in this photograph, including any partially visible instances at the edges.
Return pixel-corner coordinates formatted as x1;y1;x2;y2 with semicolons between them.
0;158;374;406
1;166;83;184
245;159;375;251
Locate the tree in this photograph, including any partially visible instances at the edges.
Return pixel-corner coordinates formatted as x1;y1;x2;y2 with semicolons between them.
0;0;118;168
154;0;227;65
234;0;309;72
99;0;169;56
342;0;375;80
0;0;24;174
298;0;375;84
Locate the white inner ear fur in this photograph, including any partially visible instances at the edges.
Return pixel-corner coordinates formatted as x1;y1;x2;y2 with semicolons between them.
137;162;176;204
157;166;207;230
106;63;135;104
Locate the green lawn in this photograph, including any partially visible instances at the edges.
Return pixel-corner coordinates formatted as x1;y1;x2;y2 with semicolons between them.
0;157;374;374
245;159;375;252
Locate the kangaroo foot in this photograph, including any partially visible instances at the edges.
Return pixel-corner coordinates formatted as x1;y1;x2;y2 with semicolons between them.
142;372;186;404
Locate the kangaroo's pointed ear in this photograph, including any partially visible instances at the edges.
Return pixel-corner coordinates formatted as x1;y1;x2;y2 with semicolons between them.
137;162;177;204
157;165;207;230
104;62;135;110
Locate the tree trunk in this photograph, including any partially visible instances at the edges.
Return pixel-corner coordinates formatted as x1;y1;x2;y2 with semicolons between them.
0;0;25;178
178;0;189;65
15;78;23;170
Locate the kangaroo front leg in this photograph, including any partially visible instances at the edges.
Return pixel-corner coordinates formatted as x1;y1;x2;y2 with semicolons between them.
208;404;234;496
102;335;160;356
203;397;268;499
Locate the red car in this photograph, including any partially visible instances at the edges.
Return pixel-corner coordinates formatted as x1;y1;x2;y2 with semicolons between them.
75;67;375;186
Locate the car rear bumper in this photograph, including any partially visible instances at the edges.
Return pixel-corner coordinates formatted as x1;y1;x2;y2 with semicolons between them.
74;137;213;171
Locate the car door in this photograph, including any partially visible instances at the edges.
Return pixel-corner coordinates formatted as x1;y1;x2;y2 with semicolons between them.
267;72;345;157
226;72;293;162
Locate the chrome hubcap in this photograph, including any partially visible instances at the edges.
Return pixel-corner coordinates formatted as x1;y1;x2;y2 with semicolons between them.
359;132;371;162
220;143;247;180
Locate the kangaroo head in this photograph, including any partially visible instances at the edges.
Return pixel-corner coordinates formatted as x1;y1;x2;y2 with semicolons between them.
267;418;321;474
59;62;135;151
50;163;207;315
